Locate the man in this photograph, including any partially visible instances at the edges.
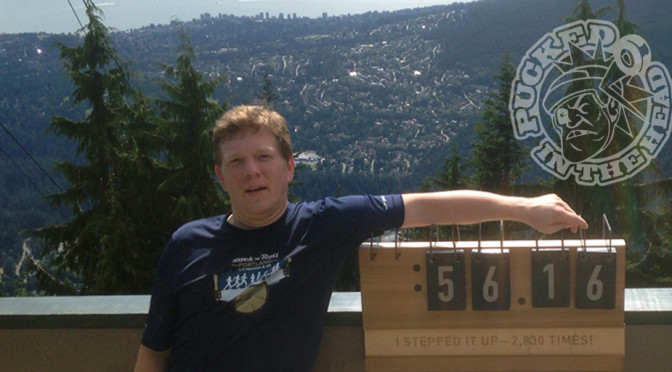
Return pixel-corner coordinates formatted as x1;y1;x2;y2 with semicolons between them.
134;105;588;371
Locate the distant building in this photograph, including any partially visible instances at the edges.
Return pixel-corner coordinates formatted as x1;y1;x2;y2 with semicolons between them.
294;151;324;168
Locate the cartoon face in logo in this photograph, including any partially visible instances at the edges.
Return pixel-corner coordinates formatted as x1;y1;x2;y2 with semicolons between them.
510;20;672;186
554;92;612;162
544;64;623;163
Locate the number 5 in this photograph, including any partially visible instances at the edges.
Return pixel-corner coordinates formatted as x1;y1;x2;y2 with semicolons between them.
438;266;455;302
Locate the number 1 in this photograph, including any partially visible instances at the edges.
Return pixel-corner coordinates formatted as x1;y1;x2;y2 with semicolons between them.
543;263;555;300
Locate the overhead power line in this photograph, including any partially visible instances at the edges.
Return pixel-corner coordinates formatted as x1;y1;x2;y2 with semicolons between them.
0;120;65;194
68;0;85;29
0;145;47;196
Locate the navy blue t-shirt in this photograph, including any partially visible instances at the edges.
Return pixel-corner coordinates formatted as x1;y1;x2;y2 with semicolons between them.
141;194;404;371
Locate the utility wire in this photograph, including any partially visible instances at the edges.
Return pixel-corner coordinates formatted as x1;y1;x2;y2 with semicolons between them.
0;121;74;220
67;0;85;29
0;145;47;196
0;121;65;194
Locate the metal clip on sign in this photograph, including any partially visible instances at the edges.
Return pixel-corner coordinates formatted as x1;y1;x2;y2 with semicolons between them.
499;220;507;265
369;232;376;261
394;228;401;261
500;220;505;255
534;233;544;255
602;213;616;262
603;213;614;260
452;225;461;263
427;225;437;263
474;222;483;263
579;226;587;261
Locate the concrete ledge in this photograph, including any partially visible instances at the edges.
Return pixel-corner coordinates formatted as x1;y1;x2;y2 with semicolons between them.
0;289;671;372
0;295;148;329
624;288;672;324
1;289;670;329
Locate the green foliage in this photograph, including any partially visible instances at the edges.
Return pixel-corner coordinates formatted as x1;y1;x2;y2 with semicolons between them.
156;29;229;223
613;0;640;36
31;2;150;294
255;73;280;106
29;3;228;295
470;51;526;194
410;52;529;241
626;202;672;287
420;142;467;191
563;0;611;23
553;0;672;287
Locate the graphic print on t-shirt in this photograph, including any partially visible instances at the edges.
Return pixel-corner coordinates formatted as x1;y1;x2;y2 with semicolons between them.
213;252;291;313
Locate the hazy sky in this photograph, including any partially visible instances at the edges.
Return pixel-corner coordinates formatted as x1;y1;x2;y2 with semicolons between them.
1;0;473;34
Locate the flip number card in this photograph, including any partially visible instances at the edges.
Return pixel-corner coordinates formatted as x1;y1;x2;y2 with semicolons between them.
426;250;466;311
575;248;617;309
531;249;570;308
471;249;510;311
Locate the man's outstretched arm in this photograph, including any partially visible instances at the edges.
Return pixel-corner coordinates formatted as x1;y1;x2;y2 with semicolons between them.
401;190;588;234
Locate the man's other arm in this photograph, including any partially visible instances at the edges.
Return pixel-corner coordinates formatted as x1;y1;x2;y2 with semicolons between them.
133;345;169;372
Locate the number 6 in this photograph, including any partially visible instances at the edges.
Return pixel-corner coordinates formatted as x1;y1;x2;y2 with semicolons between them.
483;266;499;303
587;264;604;301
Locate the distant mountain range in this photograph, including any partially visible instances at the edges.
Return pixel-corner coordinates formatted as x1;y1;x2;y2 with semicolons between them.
1;0;671;293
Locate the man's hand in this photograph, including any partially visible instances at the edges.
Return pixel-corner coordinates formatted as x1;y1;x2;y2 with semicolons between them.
519;194;588;234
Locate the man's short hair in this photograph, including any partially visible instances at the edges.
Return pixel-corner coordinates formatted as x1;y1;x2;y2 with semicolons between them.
213;105;293;164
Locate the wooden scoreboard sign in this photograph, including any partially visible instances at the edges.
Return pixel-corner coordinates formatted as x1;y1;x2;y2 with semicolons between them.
358;238;625;371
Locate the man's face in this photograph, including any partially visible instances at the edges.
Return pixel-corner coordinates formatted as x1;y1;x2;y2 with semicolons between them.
215;128;295;228
553;92;612;163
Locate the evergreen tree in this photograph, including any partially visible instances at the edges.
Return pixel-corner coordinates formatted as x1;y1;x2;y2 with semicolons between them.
626;180;672;287
412;141;470;241
613;0;640;36
156;29;229;225
563;0;610;23
29;6;229;295
552;0;612;225
30;1;161;294
420;141;467;191
470;51;525;194
615;0;672;286
255;73;280;106
552;0;651;233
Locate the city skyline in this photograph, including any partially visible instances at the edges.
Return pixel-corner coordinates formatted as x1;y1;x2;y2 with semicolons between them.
1;0;472;34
